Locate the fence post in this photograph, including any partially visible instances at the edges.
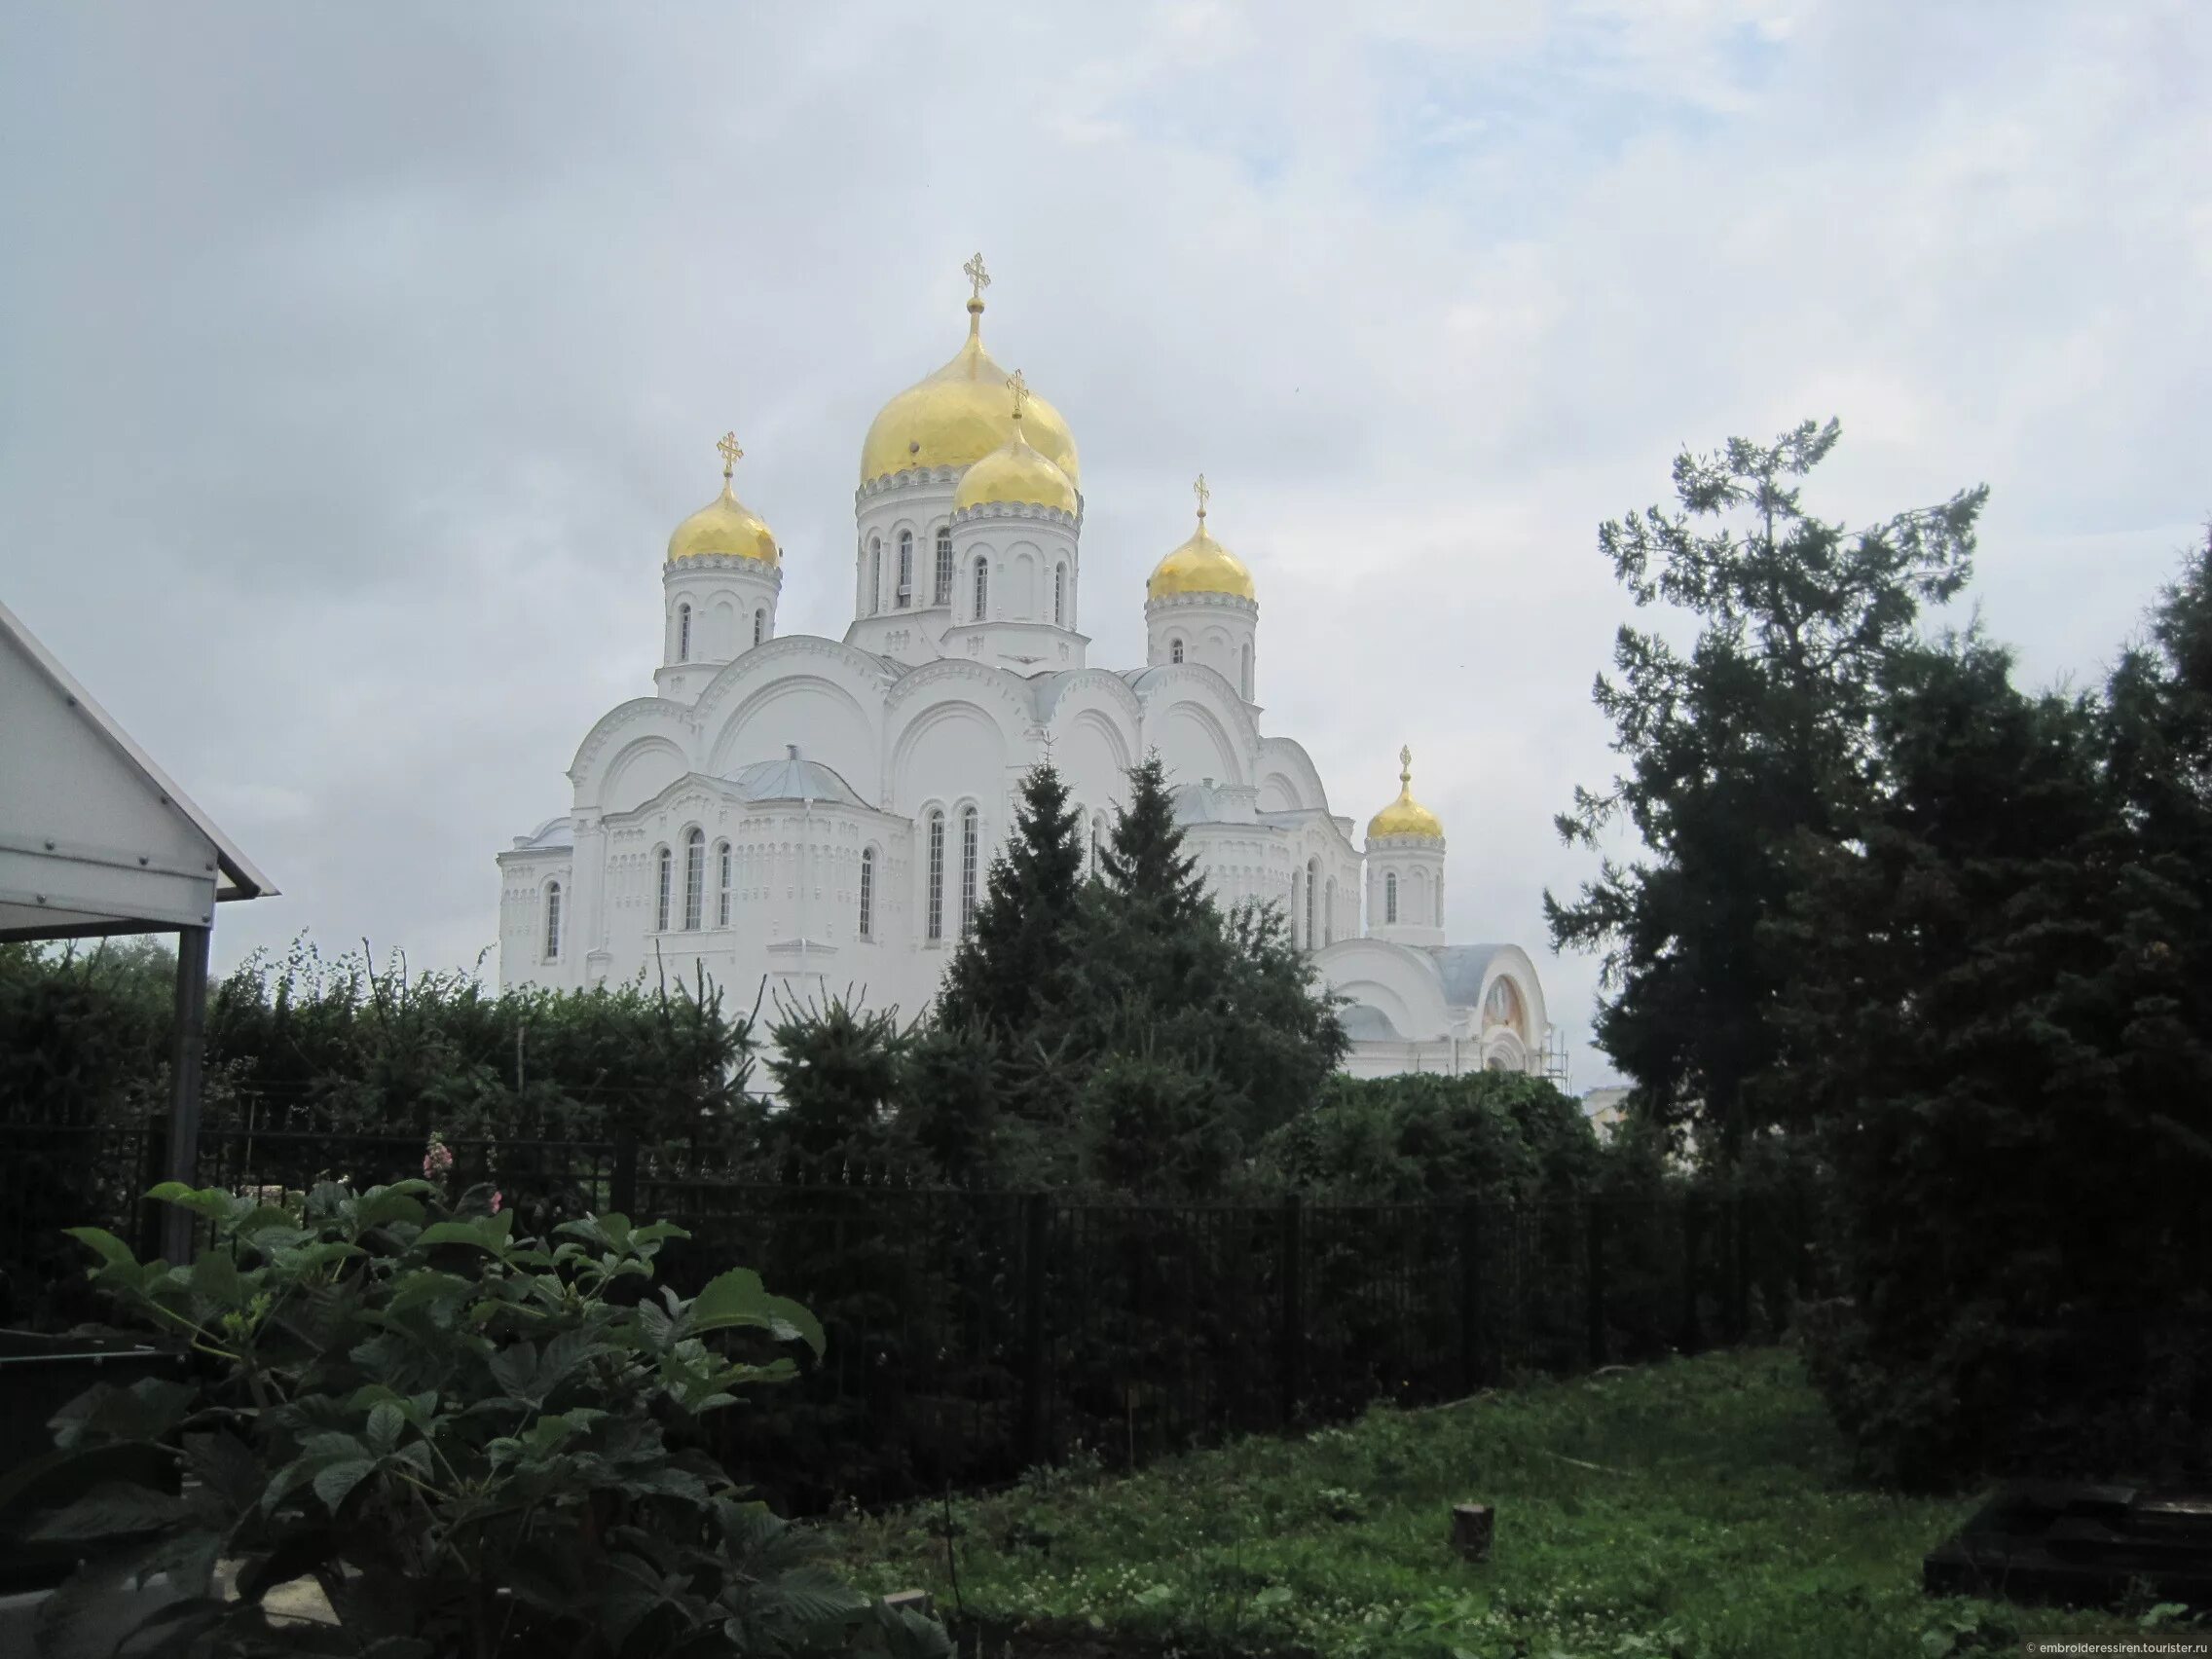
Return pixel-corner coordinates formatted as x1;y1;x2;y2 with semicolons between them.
1457;1198;1484;1394
1017;1192;1051;1469
610;1129;638;1218
138;1113;172;1262
1585;1200;1607;1369
1678;1194;1704;1354
1278;1193;1304;1428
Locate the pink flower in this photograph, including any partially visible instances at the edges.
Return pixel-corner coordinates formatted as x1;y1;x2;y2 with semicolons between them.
490;1191;503;1214
424;1134;455;1179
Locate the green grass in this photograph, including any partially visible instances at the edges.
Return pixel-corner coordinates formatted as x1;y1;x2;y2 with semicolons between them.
824;1347;2191;1657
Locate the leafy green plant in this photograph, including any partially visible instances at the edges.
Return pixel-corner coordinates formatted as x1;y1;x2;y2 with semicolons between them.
0;1180;948;1659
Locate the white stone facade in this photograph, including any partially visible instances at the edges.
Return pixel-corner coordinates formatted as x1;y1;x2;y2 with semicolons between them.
496;292;1550;1081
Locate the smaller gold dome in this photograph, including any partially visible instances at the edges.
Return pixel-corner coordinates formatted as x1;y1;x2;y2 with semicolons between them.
668;433;779;566
1367;746;1445;841
1146;474;1256;602
953;371;1077;515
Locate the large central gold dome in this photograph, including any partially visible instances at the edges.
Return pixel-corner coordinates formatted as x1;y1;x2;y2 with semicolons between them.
860;279;1079;487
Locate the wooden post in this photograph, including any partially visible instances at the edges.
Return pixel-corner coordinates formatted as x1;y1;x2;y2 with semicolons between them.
1451;1502;1495;1562
1457;1198;1484;1394
1278;1193;1305;1428
1585;1200;1607;1369
137;1111;171;1263
161;925;210;1266
1017;1192;1051;1469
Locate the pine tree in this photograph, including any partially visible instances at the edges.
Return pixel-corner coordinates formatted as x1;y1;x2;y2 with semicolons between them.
1546;419;1987;1165
936;761;1086;1045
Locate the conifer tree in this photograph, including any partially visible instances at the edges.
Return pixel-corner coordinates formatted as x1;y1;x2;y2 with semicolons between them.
1546;419;1986;1165
1096;754;1207;925
936;761;1086;1045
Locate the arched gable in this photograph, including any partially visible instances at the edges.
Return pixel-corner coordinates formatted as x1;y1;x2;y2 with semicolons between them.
1135;667;1262;791
1311;938;1452;1044
598;736;691;816
571;697;694;808
1257;736;1333;815
883;663;1032;814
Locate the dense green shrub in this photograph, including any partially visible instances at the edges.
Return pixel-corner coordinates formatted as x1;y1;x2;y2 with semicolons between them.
0;1180;945;1658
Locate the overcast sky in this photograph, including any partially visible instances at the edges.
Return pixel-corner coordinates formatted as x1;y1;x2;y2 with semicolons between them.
4;2;2206;1089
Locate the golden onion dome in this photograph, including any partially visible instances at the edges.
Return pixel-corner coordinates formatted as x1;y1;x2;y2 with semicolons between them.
859;253;1080;486
952;370;1078;515
1367;746;1445;841
668;432;779;566
1146;474;1256;602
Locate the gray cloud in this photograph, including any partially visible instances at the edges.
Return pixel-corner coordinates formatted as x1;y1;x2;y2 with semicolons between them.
4;0;2206;1088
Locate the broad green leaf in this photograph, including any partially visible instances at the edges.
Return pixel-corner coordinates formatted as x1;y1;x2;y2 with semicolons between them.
30;1480;189;1540
353;1187;427;1231
146;1182;240;1224
313;1457;378;1514
685;1271;826;1355
417;1213;513;1252
365;1402;404;1456
188;1246;245;1309
62;1226;138;1270
488;1341;537;1400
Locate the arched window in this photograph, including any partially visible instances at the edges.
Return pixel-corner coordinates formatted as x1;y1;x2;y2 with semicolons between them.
926;810;945;941
897;530;913;607
1240;641;1253;699
1324;877;1336;945
859;847;875;940
1384;870;1398;926
654;846;673;932
542;880;563;961
1305;859;1319;947
1169;638;1185;665
973;557;989;620
1484;977;1523;1033
960;806;979;937
717;840;732;927
682;829;705;930
677;603;692;662
934;527;954;605
867;537;881;614
1053;564;1065;625
753;608;764;646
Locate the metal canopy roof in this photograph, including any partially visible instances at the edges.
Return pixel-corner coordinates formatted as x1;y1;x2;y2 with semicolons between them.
0;598;276;942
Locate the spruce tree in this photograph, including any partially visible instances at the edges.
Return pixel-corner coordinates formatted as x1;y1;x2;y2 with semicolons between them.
1096;754;1207;924
935;760;1086;1045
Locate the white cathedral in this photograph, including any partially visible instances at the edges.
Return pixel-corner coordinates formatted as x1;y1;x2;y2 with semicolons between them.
497;260;1554;1080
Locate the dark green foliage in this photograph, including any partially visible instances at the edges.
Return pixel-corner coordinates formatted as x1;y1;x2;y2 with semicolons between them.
0;940;178;1125
1255;1071;1602;1204
761;992;907;1171
766;751;1347;1198
1092;755;1207;927
0;1182;945;1658
1546;419;1987;1162
1076;1051;1236;1198
0;937;759;1150
936;762;1086;1044
1783;597;2212;1486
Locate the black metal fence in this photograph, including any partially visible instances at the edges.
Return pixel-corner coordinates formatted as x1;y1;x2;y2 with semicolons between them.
0;1118;1807;1511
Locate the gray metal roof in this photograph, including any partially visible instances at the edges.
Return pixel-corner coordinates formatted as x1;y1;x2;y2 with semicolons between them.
1340;1003;1404;1040
727;752;868;809
1434;944;1515;1009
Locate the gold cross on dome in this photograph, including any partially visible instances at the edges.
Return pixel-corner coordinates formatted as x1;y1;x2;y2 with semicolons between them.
963;250;991;303
716;431;744;477
1008;369;1029;420
1400;745;1414;786
1194;472;1211;520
